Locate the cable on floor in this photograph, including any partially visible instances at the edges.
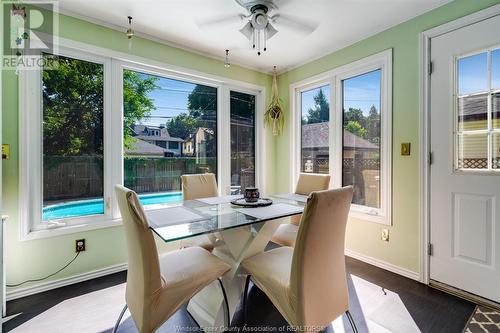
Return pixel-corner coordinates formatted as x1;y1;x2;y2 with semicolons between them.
7;251;81;288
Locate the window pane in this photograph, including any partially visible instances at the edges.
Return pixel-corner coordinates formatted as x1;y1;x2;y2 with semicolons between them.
493;93;500;129
457;134;488;170
301;85;330;174
458;93;488;131
230;91;256;194
492;49;500;89
342;70;381;208
493;133;500;170
42;54;104;221
458;52;488;95
123;70;217;202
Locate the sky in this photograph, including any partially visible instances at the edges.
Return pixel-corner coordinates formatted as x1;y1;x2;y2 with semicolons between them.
137;72;199;127
458;49;500;95
301;69;381;120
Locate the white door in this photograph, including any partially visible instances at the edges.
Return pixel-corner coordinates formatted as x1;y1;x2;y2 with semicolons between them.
430;14;500;303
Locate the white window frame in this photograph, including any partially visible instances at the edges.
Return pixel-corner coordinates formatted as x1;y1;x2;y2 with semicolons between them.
290;49;392;225
19;36;265;240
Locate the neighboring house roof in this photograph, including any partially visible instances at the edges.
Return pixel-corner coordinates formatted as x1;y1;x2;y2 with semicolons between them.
125;139;168;156
459;95;488;121
301;122;379;150
135;135;184;142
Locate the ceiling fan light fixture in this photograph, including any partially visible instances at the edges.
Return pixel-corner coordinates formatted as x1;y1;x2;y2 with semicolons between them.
239;21;254;40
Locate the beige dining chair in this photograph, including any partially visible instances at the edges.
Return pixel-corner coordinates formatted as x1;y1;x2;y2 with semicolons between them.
113;185;231;333
180;173;219;251
241;187;356;332
271;173;330;247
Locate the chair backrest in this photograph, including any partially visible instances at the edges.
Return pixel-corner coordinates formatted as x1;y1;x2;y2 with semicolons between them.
181;173;218;200
295;173;331;195
290;186;353;327
291;173;331;226
115;185;162;328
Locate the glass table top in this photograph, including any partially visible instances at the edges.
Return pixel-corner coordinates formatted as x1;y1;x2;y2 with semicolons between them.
147;194;308;243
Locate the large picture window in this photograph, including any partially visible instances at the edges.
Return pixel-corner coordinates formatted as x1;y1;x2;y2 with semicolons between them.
230;91;256;194
42;54;105;221
20;41;264;238
300;85;330;174
123;70;217;203
292;50;392;224
342;70;381;208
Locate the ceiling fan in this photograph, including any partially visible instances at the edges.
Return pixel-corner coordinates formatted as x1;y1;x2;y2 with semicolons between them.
196;0;318;56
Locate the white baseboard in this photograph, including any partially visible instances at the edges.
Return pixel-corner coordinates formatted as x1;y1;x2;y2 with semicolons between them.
6;250;420;301
345;249;420;282
6;263;127;301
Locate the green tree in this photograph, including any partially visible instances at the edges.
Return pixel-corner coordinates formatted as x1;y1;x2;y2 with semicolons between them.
366;105;380;144
344;120;368;139
166;113;198;139
42;56;158;155
306;88;329;124
123;70;159;149
166;84;218;139
343;107;366;128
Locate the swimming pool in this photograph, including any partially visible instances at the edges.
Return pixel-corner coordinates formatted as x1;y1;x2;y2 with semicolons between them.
43;192;183;221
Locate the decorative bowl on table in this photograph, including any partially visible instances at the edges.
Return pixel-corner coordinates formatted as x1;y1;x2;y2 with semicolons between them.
230;197;273;207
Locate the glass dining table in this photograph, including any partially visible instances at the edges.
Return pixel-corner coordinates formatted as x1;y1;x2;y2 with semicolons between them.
145;193;308;331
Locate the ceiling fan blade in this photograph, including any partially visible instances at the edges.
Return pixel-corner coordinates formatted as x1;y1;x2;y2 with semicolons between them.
239;21;254;41
265;23;278;39
271;13;318;35
195;14;245;30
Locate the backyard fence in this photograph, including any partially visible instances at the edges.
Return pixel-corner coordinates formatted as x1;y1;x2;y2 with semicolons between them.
43;156;217;202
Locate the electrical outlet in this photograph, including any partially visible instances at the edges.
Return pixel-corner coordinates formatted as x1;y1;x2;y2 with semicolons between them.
75;239;86;252
381;229;390;242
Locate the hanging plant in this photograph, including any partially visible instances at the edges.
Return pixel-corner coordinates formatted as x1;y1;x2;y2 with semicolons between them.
265;66;284;136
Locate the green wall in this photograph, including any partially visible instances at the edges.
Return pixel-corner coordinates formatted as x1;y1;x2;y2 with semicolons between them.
276;0;500;273
2;13;273;287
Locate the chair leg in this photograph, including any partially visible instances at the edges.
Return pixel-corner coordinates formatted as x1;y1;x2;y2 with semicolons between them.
217;278;230;329
242;275;251;325
112;304;128;333
345;310;358;333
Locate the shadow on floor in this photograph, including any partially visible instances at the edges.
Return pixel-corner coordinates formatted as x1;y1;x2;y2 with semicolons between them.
5;255;475;333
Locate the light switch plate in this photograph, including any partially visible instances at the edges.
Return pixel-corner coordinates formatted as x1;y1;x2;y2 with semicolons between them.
401;142;411;156
2;144;10;160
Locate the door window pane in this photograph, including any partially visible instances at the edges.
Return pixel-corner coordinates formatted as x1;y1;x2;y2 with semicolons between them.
42;54;104;221
457;134;488;169
492;49;500;89
493;93;500;129
123;70;217;202
301;85;330;174
230;91;256;194
493;133;500;169
458;93;488;131
342;70;381;208
458;52;488;95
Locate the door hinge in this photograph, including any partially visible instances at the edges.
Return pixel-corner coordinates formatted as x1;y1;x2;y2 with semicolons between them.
429;152;434;165
428;61;434;75
428;243;434;256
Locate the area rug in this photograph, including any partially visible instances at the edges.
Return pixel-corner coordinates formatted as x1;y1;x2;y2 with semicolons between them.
464;305;500;333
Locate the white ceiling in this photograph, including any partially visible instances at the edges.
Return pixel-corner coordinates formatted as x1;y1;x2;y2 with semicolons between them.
57;0;451;73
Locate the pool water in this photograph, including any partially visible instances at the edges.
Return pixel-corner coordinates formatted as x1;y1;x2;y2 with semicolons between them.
43;192;183;221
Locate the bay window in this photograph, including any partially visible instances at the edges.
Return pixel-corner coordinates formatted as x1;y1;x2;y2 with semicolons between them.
292;50;392;224
20;39;264;238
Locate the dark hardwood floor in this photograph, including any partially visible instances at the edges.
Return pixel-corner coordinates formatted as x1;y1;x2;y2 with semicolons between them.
5;256;476;332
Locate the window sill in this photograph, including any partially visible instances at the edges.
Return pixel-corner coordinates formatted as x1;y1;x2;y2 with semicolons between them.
349;208;391;225
20;218;123;241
